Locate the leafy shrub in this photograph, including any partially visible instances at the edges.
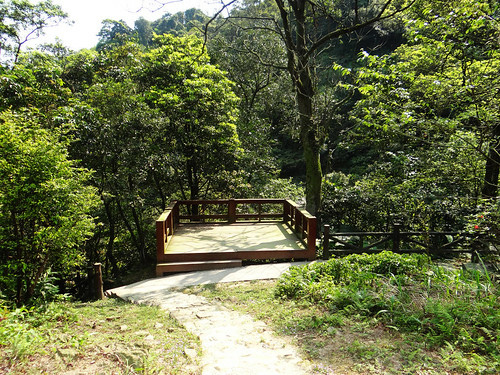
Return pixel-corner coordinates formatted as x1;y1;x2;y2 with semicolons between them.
275;251;429;299
275;251;499;355
0;111;98;306
0;302;75;361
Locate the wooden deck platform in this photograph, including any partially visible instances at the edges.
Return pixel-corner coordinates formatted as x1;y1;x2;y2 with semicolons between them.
156;199;317;276
166;223;305;253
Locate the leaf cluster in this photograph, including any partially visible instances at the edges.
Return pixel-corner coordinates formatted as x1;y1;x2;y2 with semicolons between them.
276;251;500;358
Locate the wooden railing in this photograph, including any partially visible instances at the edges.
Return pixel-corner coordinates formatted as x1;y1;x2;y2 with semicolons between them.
322;224;486;259
156;199;317;261
155;201;180;262
283;199;317;254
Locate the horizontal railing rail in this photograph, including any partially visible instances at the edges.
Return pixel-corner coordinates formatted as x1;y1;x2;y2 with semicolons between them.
176;198;286;223
322;224;486;260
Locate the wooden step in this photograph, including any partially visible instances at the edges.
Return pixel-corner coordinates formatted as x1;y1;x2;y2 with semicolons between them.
158;249;311;263
156;260;243;277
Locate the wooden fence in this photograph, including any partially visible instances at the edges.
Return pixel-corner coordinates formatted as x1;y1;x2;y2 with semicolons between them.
322;223;486;259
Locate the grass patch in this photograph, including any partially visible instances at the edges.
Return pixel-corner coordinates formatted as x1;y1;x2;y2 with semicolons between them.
187;252;500;374
0;298;201;374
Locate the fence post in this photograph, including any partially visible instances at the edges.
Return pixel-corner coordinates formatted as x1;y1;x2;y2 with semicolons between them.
393;223;402;252
228;199;236;223
283;201;288;223
93;263;104;300
323;224;330;260
173;201;179;227
295;208;300;234
307;216;317;260
156;219;165;262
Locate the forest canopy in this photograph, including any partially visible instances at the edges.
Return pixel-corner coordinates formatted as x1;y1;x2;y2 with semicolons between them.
0;0;499;305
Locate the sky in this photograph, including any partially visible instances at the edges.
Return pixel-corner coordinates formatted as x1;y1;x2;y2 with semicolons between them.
30;0;223;51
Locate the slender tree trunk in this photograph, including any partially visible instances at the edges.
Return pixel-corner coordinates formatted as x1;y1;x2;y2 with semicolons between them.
153;171;166;211
296;76;322;214
482;125;500;198
272;0;407;214
104;200;119;276
25;253;50;304
278;0;323;215
130;205;148;262
301;124;322;214
116;200;144;262
11;211;24;306
187;159;200;217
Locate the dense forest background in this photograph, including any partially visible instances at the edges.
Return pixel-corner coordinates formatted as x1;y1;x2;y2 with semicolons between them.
0;0;499;305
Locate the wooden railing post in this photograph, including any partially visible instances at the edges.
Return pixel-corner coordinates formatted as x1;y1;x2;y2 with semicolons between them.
307;216;317;260
173;201;179;227
294;207;300;234
156;218;166;261
393;223;402;252
228;199;236;223
323;224;330;260
93;263;104;300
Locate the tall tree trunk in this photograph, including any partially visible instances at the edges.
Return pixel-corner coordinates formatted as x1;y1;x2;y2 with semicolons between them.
279;0;323;215
116;200;144;262
104;199;119;276
187;159;200;217
482;125;500;198
153;171;167;211
272;0;408;214
301;125;322;214
296;78;322;214
130;205;148;262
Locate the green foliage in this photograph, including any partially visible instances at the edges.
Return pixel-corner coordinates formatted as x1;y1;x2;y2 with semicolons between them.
275;252;500;357
353;0;500;202
0;52;72;115
330;0;500;232
96;19;136;52
0;111;98;306
62;35;243;275
140;34;241;199
275;251;429;298
151;8;208;39
466;198;500;265
321;129;484;231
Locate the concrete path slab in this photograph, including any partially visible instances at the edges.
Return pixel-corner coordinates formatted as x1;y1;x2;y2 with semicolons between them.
109;262;312;298
107;262;317;375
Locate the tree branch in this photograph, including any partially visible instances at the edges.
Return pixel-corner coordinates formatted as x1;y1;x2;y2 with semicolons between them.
306;0;417;59
202;0;238;52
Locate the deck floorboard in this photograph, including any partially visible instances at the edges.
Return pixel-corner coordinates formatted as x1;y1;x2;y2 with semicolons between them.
166;222;305;254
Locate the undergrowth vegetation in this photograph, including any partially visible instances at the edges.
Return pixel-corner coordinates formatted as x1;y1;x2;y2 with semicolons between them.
0;298;200;374
275;252;499;367
185;253;498;373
